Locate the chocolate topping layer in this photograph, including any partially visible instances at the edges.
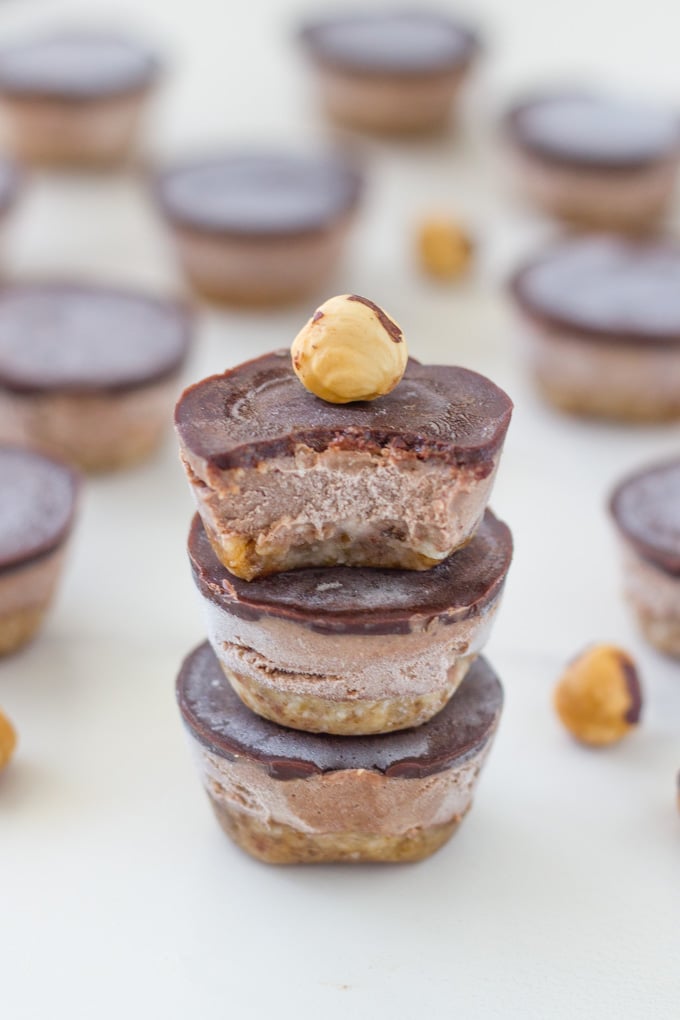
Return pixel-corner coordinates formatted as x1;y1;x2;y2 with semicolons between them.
0;283;191;394
610;458;680;575
156;152;362;236
511;236;680;346
299;11;479;76
175;351;512;469
177;642;503;779
189;510;512;634
0;32;159;99
506;92;680;170
0;446;78;571
348;294;403;342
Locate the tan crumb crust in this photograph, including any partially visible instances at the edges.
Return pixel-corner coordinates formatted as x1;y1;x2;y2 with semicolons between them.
209;796;467;864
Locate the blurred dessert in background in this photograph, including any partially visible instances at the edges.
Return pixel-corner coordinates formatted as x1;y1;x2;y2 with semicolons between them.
0;445;79;655
0;282;191;471
509;235;680;421
298;9;480;135
188;508;512;734
0;30;160;166
176;641;504;864
175;348;512;579
155;150;362;306
610;458;680;657
0;155;20;232
503;90;680;231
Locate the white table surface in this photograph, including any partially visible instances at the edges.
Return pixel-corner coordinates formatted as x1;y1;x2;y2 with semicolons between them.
2;1;679;1018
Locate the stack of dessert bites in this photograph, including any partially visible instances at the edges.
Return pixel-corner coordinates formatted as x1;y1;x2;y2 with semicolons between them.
174;296;513;864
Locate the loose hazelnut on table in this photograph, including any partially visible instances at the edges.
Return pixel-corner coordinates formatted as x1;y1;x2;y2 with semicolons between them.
553;644;642;747
291;293;408;403
417;217;474;281
0;708;16;770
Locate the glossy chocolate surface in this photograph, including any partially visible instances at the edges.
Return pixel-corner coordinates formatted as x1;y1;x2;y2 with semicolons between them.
177;642;503;779
506;92;680;169
156;152;362;236
0;283;191;394
511;236;680;345
189;510;512;634
175;350;513;469
0;31;159;99
300;10;479;75
610;458;680;575
0;446;78;571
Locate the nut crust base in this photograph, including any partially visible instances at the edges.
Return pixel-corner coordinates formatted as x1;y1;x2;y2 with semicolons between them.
0;605;45;656
209;797;466;864
223;657;473;735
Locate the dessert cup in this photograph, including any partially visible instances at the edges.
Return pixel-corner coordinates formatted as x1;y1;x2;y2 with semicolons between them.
610;458;680;656
0;31;160;166
299;10;480;135
176;351;512;579
177;642;504;864
189;509;512;734
155;151;362;306
0;445;79;654
510;235;680;421
504;91;680;231
0;282;192;471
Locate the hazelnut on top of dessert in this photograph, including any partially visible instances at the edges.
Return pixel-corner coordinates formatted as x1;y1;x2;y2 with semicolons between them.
175;295;512;580
291;293;407;403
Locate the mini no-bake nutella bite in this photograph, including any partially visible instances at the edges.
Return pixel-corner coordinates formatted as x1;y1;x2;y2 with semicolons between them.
504;91;680;231
177;642;503;864
299;10;480;135
610;458;680;657
0;30;160;166
510;235;680;421
0;282;191;471
155;151;362;306
189;509;512;734
175;296;512;579
0;446;79;655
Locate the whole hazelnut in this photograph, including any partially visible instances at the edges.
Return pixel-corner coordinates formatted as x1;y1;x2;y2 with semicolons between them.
0;708;16;770
553;644;642;747
291;294;408;404
417;217;474;280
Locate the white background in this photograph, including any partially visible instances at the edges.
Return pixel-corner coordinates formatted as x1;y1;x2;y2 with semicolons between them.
1;1;679;1017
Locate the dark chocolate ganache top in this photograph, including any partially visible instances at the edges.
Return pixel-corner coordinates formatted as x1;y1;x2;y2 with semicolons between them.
300;10;479;75
177;641;503;779
506;91;680;169
0;283;191;394
175;350;513;469
610;457;680;574
0;446;79;570
156;151;362;235
511;236;680;345
0;31;160;99
189;510;512;634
